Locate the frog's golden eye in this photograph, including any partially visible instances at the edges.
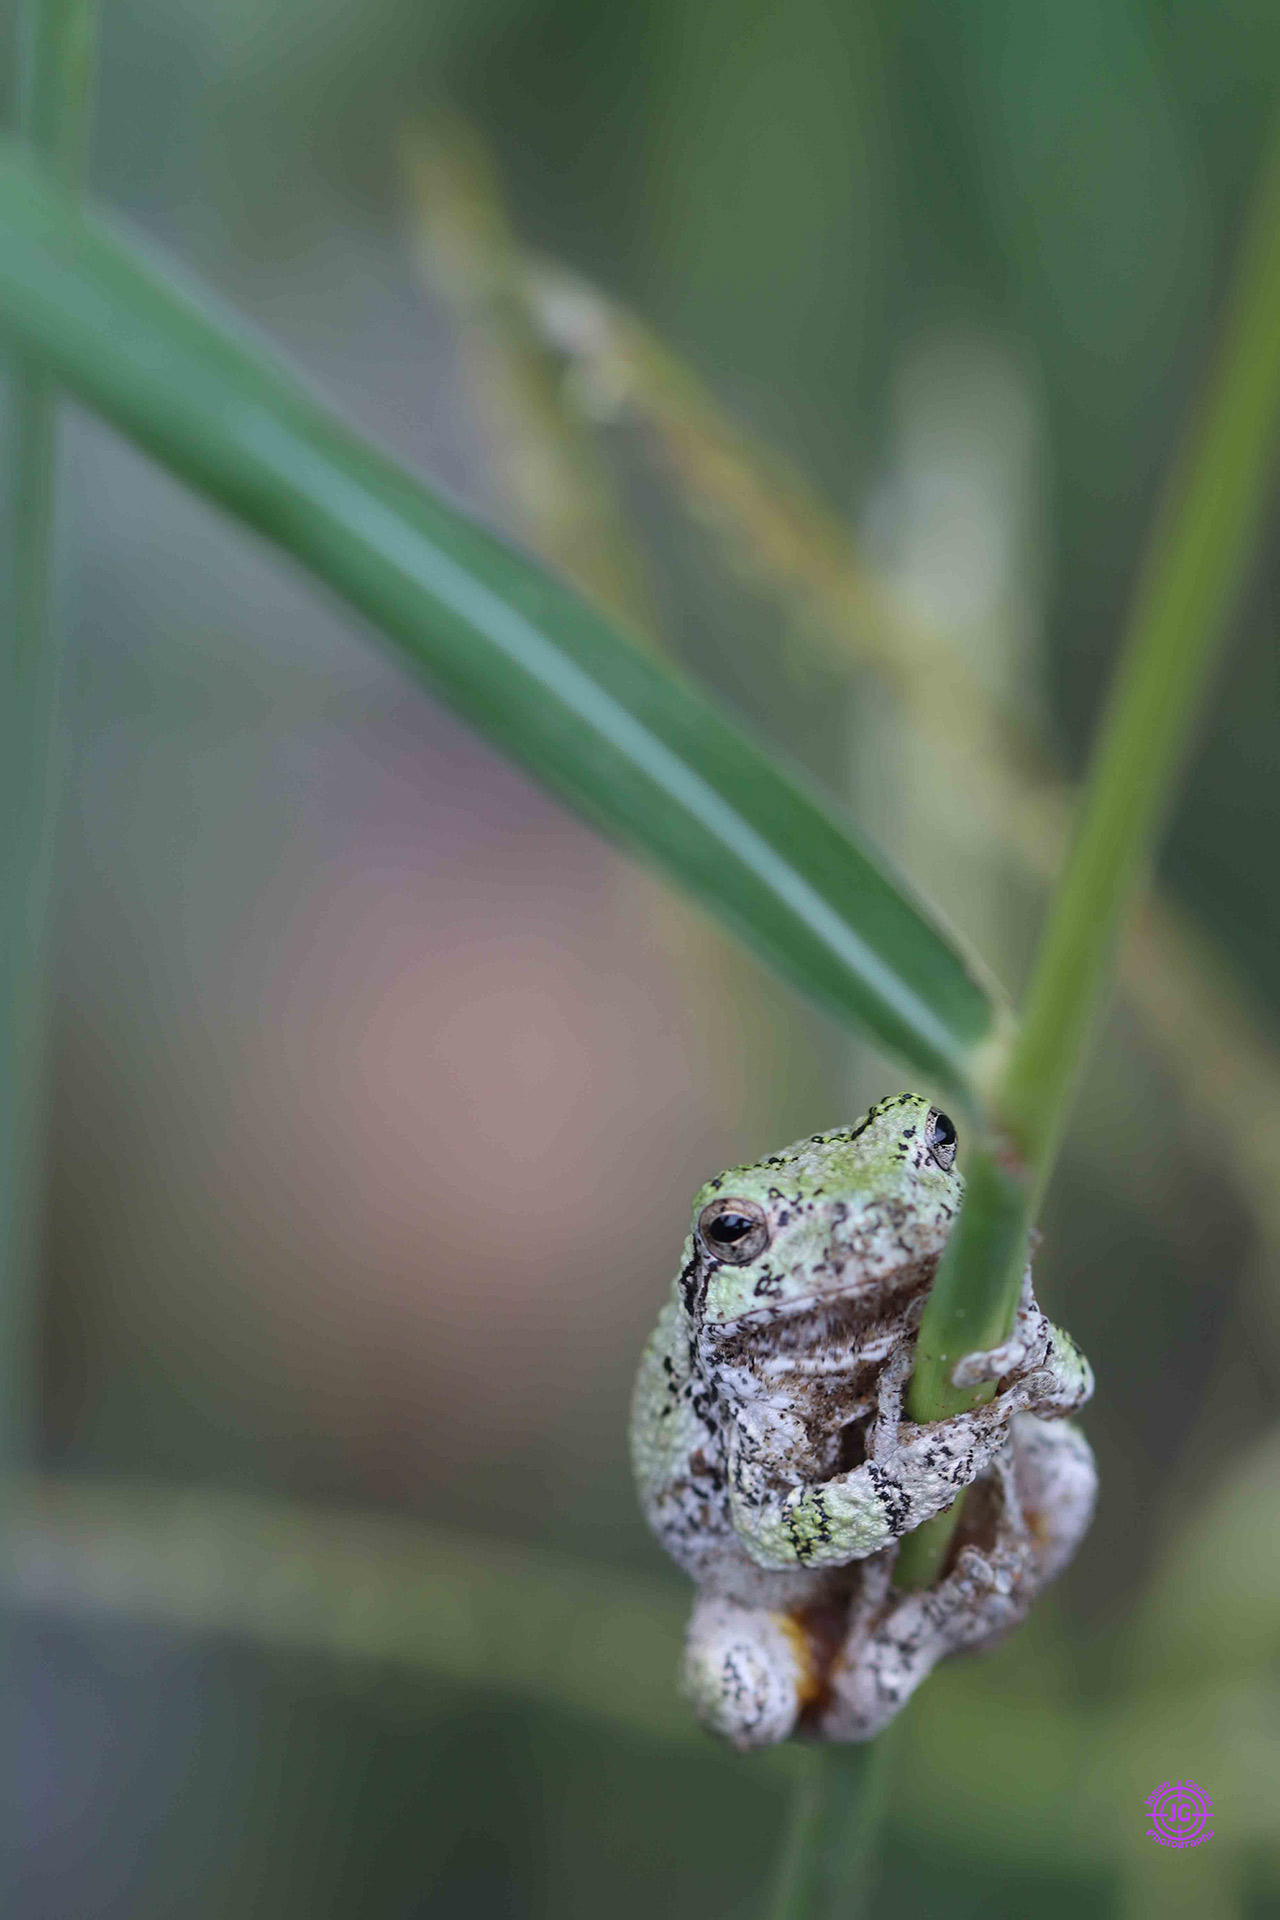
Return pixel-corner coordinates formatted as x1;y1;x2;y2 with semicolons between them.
697;1196;770;1265
925;1108;958;1171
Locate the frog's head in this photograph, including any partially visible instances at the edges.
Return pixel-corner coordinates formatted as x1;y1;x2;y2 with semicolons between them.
682;1092;963;1330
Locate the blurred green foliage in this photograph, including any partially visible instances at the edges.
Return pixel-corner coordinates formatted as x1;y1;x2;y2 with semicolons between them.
2;1;1278;1917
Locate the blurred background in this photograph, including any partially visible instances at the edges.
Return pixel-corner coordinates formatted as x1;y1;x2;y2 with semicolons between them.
2;0;1279;1914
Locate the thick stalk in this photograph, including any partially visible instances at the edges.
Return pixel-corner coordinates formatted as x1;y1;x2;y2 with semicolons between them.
896;115;1280;1589
1;0;99;1465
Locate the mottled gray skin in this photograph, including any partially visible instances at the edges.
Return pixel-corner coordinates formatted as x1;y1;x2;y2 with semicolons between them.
629;1093;1097;1750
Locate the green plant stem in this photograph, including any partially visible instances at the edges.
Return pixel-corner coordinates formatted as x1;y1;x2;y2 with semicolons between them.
999;137;1280;1194
1;0;99;1468
897;114;1280;1591
769;1740;892;1920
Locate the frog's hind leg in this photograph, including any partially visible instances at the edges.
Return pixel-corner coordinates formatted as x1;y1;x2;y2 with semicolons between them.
817;1447;1034;1743
817;1416;1097;1742
681;1595;812;1751
1011;1410;1098;1583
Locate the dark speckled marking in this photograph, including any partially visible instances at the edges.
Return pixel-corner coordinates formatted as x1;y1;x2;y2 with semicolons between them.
680;1256;705;1317
783;1504;811;1564
866;1462;912;1538
810;1492;833;1549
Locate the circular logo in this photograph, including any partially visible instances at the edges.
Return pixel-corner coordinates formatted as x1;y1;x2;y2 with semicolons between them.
1145;1780;1213;1848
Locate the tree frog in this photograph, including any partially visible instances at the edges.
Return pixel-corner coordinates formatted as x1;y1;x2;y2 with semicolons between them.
629;1092;1096;1749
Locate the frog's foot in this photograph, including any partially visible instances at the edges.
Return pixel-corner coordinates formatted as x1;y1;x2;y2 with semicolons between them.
681;1596;807;1751
950;1276;1093;1423
1005;1319;1095;1420
864;1326;1036;1495
950;1266;1049;1390
932;1445;1036;1651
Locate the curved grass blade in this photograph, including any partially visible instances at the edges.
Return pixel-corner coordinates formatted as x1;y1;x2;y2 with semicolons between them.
0;147;1005;1096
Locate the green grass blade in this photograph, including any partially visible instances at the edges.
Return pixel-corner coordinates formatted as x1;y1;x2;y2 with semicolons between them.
0;146;1004;1094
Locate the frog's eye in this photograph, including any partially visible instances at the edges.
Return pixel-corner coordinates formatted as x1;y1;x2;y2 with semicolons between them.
924;1108;958;1171
696;1196;770;1265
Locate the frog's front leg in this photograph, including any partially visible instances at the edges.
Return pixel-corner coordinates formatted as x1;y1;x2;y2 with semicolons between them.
728;1394;1004;1570
726;1321;1091;1573
681;1594;809;1751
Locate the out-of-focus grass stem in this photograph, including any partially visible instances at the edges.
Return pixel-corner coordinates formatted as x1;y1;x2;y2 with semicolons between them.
1;0;99;1466
402;117;660;644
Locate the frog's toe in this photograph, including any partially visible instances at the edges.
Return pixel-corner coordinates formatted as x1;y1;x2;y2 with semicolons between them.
951;1275;1050;1391
951;1325;1047;1390
681;1597;805;1751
